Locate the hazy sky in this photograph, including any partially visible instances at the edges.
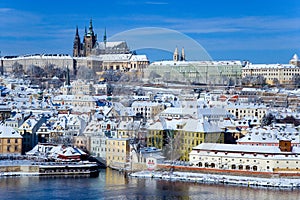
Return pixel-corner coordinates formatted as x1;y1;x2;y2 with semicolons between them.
0;0;299;63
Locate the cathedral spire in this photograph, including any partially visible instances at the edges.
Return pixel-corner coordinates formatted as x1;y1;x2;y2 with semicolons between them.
75;26;79;36
103;27;107;44
88;18;94;36
73;25;81;57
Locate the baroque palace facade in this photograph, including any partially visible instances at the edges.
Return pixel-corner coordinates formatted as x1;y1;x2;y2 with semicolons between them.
0;19;149;75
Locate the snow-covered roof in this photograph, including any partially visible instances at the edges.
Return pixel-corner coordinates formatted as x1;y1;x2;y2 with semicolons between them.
226;103;267;109
184;118;222;133
192;143;300;154
131;101;161;107
243;63;299;69
98;54;132;61
198;108;232;119
2;54;72;60
0;125;22;138
151;60;242;66
130;55;149;62
97;41;127;49
237;126;299;144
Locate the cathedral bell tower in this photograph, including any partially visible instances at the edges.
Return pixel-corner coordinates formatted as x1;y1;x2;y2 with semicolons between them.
73;26;81;57
83;19;97;57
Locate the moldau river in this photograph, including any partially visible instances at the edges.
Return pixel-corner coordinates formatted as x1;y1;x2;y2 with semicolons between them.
1;168;300;200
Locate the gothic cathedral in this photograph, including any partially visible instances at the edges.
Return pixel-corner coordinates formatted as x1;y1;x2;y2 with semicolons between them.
73;19;97;57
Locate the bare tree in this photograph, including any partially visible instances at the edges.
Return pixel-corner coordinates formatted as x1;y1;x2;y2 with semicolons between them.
77;66;96;80
160;128;184;161
12;62;24;77
293;75;300;88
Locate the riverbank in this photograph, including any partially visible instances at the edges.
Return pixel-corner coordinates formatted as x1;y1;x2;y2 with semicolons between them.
130;170;300;189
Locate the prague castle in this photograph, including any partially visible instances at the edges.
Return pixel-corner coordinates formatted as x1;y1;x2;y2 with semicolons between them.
73;19;130;57
0;19;149;76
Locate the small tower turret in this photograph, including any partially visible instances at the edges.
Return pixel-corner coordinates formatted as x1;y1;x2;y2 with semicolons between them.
180;47;185;61
173;47;179;62
289;53;300;67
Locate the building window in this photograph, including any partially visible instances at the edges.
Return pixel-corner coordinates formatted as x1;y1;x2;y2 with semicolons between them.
253;166;258;171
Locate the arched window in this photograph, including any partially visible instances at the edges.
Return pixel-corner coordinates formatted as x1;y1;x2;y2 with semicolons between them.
198;162;202;167
205;163;209;167
211;163;215;168
253;166;258;171
246;165;251;170
238;165;243;170
231;164;236;170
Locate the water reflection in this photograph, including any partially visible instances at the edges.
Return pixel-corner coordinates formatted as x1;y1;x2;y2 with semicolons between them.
0;169;300;200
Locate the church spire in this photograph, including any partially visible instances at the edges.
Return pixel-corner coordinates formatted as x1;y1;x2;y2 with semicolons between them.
103;27;107;45
75;26;79;36
88;18;94;36
73;25;81;57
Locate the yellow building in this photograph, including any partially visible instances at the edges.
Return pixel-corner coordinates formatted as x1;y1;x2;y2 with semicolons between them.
106;138;130;169
0;125;22;155
242;59;300;85
147;117;224;161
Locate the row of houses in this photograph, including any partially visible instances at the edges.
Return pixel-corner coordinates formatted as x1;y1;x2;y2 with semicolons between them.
1;74;300;171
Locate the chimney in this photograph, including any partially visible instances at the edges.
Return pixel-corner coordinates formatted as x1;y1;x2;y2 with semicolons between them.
279;140;292;152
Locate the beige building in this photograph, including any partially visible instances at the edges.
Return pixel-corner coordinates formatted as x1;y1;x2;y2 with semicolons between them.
189;141;300;173
52;94;98;112
131;101;165;120
61;79;95;95
1;54;74;74
0;125;22;155
75;54;149;74
106;138;130;169
242;59;300;85
0;53;148;78
226;103;267;120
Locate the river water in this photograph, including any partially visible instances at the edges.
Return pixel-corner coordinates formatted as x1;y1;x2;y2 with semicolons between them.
0;168;300;200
